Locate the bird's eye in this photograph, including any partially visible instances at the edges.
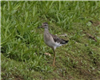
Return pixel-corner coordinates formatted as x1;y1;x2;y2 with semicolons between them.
44;24;47;26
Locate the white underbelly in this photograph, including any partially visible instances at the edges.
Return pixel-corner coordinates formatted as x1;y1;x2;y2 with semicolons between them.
44;39;62;48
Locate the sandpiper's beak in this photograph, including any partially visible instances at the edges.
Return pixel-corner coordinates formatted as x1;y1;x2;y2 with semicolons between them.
38;25;44;29
38;26;42;28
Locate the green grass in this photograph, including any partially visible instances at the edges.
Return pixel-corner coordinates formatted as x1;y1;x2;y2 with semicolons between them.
1;1;100;80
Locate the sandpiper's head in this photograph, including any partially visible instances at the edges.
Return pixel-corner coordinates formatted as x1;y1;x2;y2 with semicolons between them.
39;22;48;29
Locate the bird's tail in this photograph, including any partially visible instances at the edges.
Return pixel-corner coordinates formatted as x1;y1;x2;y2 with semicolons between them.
61;40;69;44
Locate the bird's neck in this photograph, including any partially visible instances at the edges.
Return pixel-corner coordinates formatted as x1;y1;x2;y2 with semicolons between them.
45;27;49;31
44;27;50;33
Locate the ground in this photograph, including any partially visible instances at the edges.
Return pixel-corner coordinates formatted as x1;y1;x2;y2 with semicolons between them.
1;1;100;80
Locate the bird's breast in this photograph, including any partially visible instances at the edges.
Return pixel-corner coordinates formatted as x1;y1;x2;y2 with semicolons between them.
44;32;55;47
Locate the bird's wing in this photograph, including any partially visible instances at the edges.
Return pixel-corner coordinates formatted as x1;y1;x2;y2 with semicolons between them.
51;34;68;44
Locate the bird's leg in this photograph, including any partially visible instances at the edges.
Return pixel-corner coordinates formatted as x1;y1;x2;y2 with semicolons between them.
52;48;56;66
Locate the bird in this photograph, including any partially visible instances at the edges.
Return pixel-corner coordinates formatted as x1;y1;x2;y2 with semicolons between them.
39;22;69;66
